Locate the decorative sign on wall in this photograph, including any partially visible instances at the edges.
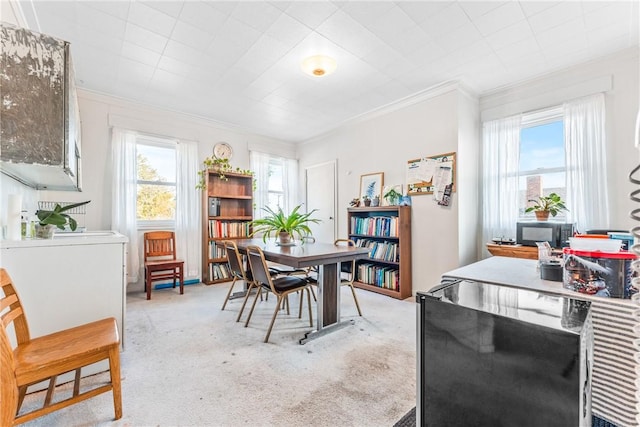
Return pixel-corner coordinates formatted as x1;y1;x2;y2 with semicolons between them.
406;152;456;196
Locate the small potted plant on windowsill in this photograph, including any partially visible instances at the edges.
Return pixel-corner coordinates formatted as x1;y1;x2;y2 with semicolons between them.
249;205;321;244
34;200;91;238
525;193;568;221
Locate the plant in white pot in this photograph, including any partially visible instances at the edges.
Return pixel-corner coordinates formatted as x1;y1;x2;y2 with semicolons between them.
525;193;568;221
249;205;320;244
35;200;91;238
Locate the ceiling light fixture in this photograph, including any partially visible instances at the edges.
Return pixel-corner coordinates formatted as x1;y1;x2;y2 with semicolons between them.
301;55;337;77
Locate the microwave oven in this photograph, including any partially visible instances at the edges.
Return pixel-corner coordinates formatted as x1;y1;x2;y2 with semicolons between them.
516;222;574;248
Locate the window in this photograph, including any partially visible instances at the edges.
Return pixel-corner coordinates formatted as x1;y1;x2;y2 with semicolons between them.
136;137;176;225
250;151;298;219
518;109;566;220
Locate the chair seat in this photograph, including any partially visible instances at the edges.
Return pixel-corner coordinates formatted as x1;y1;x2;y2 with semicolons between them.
14;318;119;386
266;275;308;293
145;259;184;270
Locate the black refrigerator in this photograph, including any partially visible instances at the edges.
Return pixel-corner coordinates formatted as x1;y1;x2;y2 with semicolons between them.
417;279;593;427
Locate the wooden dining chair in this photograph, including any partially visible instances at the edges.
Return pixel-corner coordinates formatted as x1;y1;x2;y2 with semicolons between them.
244;245;313;343
0;268;122;425
334;239;363;316
143;231;184;300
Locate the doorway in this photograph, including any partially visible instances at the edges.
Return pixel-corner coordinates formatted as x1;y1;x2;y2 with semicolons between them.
305;160;337;243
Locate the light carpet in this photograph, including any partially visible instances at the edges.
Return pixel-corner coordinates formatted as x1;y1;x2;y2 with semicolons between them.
18;282;417;426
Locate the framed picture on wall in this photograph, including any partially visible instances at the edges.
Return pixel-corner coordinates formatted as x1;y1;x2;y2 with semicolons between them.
360;172;384;201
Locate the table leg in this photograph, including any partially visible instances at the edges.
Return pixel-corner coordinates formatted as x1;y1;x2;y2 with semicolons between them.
299;262;354;344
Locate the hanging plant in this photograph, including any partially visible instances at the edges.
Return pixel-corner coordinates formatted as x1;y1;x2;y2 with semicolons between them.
196;157;254;190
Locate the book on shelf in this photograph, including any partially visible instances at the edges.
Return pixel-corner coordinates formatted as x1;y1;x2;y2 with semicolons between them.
208;220;250;238
353;238;398;263
208;243;226;259
356;263;399;291
350;216;398;237
209;262;231;281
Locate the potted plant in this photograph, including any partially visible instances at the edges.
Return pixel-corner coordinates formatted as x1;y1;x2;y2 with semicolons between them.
525;193;568;221
362;195;371;207
196;157;253;190
249;205;321;244
384;187;402;206
34;200;91;238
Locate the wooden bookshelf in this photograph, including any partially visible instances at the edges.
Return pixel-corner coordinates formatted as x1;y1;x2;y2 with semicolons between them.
202;170;253;285
347;206;412;299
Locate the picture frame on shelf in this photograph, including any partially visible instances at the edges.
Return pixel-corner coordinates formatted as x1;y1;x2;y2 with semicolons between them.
360;172;384;202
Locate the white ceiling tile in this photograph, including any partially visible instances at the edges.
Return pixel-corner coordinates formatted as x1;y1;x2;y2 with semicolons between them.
244;34;290;62
284;1;339;29
124;23;169;54
121;41;161;67
471;2;526;36
340;1;396;25
231;2;282;32
584;2;635;31
265;13;312;46
148;68;186;91
76;3;127;39
588;25;636;50
419;3;472;38
396;1;450;23
355;4;418;41
378;24;430;57
84;1;131;21
581;1;616;15
434;22;483;53
484;19;534;51
207;1;238;16
541;35;589;62
495;36;541;64
128;2;177;38
527;2;582;34
535;17;586;50
73;32;123;57
170;20;214;52
178;2;228;34
458;1;506;20
156;55;193;77
214;17;263;51
117;57;156;82
316;10;382;58
141;1;184;18
519;1;561;18
406;39;447;67
163;39;206;67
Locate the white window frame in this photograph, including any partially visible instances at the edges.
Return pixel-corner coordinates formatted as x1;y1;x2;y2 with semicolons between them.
518;106;567;220
135;135;177;230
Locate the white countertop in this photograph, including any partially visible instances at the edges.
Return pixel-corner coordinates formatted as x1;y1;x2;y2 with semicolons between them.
441;256;636;307
1;231;128;248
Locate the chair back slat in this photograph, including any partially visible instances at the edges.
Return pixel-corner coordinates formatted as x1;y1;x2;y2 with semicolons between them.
0;269;31;347
223;241;246;280
144;231;177;261
246;246;275;293
0;326;18;426
335;239;356;277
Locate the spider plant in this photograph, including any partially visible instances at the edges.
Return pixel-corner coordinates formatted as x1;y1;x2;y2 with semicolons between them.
249;205;321;243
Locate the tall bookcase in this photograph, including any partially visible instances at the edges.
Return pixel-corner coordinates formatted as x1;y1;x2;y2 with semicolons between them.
202;170;253;285
347;206;412;299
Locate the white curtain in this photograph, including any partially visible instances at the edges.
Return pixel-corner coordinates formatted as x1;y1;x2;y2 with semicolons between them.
283;157;299;211
481;115;522;253
111;128;139;283
176;140;200;280
564;93;609;232
250;151;270;218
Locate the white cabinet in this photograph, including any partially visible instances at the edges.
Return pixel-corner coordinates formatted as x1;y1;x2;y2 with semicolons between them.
0;232;127;387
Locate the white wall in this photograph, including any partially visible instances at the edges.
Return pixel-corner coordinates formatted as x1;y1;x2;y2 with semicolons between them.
37;90;295;232
480;47;640;231
298;84;478;294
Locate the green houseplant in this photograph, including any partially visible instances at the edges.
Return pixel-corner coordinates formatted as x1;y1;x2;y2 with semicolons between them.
196;157;253;190
35;200;91;238
249;205;321;244
525;193;568;221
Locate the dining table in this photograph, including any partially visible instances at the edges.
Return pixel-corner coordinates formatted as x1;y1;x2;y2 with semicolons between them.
232;238;371;344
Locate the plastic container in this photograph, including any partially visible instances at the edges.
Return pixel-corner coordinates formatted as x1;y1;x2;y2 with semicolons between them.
568;237;622;252
563;248;637;298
